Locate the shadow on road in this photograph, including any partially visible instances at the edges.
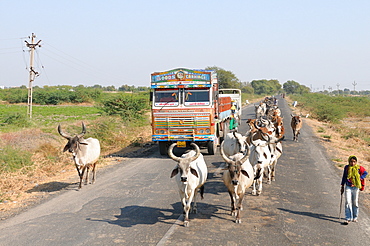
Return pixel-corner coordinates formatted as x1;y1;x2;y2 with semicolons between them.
278;208;339;223
86;202;223;227
26;181;72;193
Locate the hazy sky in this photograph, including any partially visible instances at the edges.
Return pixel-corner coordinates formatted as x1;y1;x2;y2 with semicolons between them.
1;0;370;91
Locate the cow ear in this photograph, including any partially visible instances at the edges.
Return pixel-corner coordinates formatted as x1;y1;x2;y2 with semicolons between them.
170;168;178;178
241;170;250;178
63;145;69;152
190;168;199;178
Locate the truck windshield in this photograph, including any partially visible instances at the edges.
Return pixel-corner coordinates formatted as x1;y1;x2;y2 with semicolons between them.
184;89;210;106
154;90;179;106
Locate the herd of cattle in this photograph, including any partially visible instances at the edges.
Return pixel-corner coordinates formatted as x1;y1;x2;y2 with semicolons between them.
56;97;304;227
168;97;304;226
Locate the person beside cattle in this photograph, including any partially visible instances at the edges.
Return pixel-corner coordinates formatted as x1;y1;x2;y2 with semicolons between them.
340;155;368;225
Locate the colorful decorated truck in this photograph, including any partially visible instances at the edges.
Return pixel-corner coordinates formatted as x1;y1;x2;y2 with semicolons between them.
150;68;241;155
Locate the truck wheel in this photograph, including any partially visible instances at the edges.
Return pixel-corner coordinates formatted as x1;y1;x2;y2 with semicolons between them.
159;142;168;155
207;141;217;155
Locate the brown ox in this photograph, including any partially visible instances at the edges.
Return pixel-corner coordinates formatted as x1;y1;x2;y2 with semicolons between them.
272;116;285;139
290;114;303;141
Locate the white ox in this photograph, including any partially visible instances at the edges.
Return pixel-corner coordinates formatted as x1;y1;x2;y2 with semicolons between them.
220;142;254;223
249;137;272;195
266;142;283;184
169;143;208;227
222;131;248;157
58;122;101;189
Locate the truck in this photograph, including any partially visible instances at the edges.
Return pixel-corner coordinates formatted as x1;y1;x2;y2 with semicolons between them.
150;68;242;155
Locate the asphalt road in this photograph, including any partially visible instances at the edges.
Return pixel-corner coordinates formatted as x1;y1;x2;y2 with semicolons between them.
1;97;370;246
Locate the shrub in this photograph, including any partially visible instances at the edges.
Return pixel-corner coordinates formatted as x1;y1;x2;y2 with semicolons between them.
1;112;32;127
99;93;150;122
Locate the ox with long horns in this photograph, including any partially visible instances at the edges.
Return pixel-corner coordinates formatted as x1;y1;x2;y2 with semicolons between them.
220;141;254;223
169;143;208;227
58;122;101;189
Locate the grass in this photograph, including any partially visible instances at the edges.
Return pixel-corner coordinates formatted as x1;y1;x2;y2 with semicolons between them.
0;104;102;132
0;145;33;173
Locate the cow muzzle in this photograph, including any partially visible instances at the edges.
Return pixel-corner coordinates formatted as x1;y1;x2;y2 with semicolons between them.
232;180;239;185
181;177;187;182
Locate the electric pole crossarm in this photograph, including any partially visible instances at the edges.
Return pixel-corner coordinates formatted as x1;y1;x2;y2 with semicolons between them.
25;33;41;119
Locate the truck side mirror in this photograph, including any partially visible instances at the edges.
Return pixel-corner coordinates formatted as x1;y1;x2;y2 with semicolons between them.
149;91;153;102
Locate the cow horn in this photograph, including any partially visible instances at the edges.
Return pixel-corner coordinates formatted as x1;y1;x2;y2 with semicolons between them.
239;145;250;164
57;124;71;139
168;143;182;162
253;120;260;130
189;143;200;162
77;122;87;138
220;141;233;164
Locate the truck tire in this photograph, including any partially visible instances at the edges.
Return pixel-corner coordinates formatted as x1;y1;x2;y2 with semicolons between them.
207;141;217;155
159;142;168;155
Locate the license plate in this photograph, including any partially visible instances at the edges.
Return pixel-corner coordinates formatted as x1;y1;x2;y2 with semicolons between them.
177;141;186;148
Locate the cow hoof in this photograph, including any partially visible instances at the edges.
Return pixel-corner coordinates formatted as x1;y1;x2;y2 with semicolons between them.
235;219;242;224
191;208;197;214
184;221;189;227
267;181;271;184
251;191;256;196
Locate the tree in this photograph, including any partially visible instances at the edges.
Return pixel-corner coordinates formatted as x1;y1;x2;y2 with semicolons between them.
283;80;301;94
250;79;281;95
283;80;310;94
205;66;241;89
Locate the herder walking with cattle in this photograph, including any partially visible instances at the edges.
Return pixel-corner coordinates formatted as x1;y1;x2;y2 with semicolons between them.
340;155;368;225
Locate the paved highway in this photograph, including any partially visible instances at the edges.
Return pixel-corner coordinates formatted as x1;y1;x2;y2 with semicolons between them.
1;97;370;245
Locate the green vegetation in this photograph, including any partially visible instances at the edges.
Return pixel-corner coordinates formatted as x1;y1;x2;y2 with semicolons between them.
0;146;33;173
290;93;370;123
99;92;150;122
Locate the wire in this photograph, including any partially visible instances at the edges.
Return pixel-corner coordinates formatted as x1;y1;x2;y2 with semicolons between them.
41;41;123;82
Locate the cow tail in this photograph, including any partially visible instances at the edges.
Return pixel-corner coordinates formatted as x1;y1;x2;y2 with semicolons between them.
200;185;205;199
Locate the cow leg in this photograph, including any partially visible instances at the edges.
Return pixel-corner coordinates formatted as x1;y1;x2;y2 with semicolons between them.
91;163;96;184
266;165;272;184
271;161;276;181
79;166;87;189
191;188;198;214
257;168;264;195
184;191;195;227
228;190;237;216
85;166;89;185
235;192;245;223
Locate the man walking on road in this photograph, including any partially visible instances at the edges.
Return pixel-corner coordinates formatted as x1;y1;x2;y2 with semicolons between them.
340;155;368;225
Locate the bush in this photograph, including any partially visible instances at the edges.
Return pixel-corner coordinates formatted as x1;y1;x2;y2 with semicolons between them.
1;113;32;127
99;93;150;122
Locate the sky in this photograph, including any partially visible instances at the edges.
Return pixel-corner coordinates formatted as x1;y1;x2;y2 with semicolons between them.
1;0;370;91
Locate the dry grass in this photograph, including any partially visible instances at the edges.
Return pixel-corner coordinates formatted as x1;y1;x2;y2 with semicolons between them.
0;123;152;219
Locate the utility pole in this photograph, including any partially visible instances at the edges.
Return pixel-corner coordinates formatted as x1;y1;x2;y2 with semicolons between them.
25;33;41;119
336;83;340;95
352;81;357;93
